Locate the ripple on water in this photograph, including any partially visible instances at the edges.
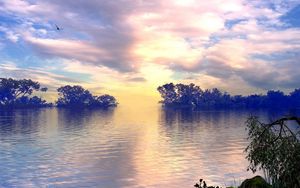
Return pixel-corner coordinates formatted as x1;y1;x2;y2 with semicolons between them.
0;108;274;188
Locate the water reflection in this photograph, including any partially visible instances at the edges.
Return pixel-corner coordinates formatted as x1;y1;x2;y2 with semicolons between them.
0;109;44;136
0;107;298;187
156;109;252;186
56;108;115;131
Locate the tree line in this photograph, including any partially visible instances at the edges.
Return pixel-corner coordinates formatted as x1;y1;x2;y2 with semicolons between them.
2;79;300;109
0;78;117;108
157;83;300;109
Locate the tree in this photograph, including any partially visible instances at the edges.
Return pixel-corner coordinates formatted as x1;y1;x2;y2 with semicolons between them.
0;78;49;107
176;83;202;106
245;116;300;187
157;82;300;109
266;90;286;108
56;85;117;108
157;83;203;107
92;94;117;107
56;85;93;107
290;89;300;107
157;83;178;105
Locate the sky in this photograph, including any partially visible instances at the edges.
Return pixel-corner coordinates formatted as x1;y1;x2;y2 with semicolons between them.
0;0;300;102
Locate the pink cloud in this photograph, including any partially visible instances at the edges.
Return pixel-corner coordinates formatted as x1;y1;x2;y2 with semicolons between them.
1;0;300;92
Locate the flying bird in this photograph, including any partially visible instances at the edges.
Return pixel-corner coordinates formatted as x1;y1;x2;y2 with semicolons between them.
55;24;63;31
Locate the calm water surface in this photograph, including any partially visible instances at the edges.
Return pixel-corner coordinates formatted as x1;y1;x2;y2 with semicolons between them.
0;104;292;188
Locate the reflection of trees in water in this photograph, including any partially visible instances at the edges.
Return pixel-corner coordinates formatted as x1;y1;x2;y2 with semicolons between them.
0;108;116;136
0;109;44;136
160;108;234;128
262;108;300;122
56;108;115;131
162;108;192;125
160;108;300;128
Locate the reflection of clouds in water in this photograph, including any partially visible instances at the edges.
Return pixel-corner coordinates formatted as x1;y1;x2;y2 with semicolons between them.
157;109;295;185
0;107;299;187
157;109;251;185
49;108;139;187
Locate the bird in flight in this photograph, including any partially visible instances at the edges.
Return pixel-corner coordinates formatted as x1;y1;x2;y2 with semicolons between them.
55;24;63;31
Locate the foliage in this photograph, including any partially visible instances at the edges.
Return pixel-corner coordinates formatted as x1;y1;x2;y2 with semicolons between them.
0;78;50;107
91;94;117;107
0;78;117;108
193;176;272;188
157;83;300;109
239;176;271;188
57;85;93;106
158;83;202;106
245;116;300;188
193;178;237;188
56;85;117;108
194;178;220;188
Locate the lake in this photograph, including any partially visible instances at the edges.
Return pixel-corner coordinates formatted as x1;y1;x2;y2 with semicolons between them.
0;104;294;188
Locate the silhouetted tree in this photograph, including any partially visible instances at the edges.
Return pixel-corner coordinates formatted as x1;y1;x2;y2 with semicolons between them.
157;83;300;109
56;85;117;108
0;78;50;107
266;90;287;108
157;83;178;105
157;83;203;107
290;89;300;107
56;85;93;107
92;94;117;107
231;95;245;108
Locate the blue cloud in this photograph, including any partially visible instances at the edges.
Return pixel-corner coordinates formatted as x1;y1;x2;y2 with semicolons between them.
251;51;300;62
225;19;247;29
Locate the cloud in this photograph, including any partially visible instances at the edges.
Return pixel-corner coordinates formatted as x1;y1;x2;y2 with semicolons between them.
25;36;109;64
0;62;84;89
0;26;19;42
126;77;146;82
1;0;139;72
59;60;147;86
1;0;300;94
170;14;300;90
